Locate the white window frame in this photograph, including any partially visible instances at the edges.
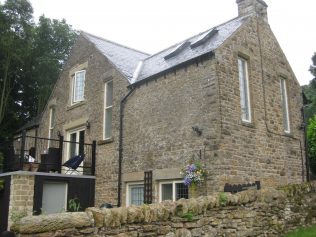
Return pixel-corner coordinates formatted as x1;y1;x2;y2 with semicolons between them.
280;78;290;133
103;80;113;140
64;127;85;174
238;57;252;123
159;180;187;202
48;107;55;148
72;70;86;104
66;127;85;159
126;182;144;207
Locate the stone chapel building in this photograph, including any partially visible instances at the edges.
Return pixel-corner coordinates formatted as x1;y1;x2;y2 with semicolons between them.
37;0;306;207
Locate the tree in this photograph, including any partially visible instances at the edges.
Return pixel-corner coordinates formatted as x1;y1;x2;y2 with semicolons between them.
0;0;34;136
309;53;316;88
303;53;316;122
30;16;76;115
305;53;316;174
0;0;76;138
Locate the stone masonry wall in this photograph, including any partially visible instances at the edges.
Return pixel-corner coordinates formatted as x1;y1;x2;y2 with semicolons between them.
122;55;220;204
37;35;130;206
213;15;305;190
8;174;35;229
120;14;305;206
11;182;316;237
36;12;305;208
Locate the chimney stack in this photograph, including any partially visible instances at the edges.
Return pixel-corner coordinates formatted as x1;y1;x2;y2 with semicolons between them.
236;0;268;22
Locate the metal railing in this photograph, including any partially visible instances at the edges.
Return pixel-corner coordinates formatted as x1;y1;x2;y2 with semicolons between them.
0;131;96;176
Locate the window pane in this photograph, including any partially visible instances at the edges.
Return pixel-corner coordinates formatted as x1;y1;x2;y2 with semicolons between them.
106;81;113;107
280;79;290;132
50;108;55;128
73;71;85;102
238;58;250;122
48;108;55;145
130;186;144;205
175;183;188;200
161;183;173;201
105;107;112;138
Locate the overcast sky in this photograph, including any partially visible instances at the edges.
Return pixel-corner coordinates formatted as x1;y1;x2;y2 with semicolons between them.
26;0;316;86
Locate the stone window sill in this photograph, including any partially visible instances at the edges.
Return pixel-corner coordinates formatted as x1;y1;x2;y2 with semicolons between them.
97;138;114;145
283;132;294;138
241;121;255;128
67;101;86;111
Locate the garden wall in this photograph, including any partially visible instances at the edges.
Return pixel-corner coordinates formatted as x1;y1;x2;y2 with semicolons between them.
11;182;316;237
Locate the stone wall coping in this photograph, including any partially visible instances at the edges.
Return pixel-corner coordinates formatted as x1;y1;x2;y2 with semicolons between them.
11;182;316;234
0;171;96;179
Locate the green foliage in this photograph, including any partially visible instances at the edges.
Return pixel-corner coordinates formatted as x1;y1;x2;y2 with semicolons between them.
218;192;228;206
31;15;77;114
10;209;27;223
0;0;77;138
0;0;34;136
68;198;81;212
283;224;316;237
308;115;316;174
302;53;316;122
303;84;316;121
182;212;194;221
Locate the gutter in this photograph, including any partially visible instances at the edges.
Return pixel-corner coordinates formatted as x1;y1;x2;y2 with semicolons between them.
129;51;214;88
117;86;135;207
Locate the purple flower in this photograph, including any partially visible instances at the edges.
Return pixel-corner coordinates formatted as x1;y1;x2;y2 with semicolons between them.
184;177;192;186
188;164;196;172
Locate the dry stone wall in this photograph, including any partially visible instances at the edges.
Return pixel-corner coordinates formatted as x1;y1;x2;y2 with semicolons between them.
11;182;316;237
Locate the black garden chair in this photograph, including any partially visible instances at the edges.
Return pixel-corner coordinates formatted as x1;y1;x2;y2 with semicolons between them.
62;154;84;174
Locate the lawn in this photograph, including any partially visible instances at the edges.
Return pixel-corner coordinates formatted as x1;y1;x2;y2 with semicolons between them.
283;225;316;237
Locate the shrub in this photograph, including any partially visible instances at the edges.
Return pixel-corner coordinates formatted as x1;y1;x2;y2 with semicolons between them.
308;115;316;173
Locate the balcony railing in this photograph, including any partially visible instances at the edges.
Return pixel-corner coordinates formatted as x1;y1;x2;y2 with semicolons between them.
0;131;96;176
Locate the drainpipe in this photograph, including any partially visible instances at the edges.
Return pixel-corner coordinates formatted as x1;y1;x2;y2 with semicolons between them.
301;95;310;181
117;86;135;207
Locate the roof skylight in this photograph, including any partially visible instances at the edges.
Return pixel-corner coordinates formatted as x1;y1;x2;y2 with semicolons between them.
164;41;191;60
190;28;218;48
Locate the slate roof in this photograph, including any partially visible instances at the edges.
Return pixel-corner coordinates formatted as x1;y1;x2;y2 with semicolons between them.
82;15;250;84
133;15;249;84
82;32;150;81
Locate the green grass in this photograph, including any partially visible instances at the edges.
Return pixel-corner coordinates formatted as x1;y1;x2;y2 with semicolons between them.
283;225;316;237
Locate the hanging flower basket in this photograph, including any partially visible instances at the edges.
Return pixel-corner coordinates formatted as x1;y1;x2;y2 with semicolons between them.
180;160;207;198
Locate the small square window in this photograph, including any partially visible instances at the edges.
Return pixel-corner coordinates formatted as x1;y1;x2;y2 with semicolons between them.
127;183;144;206
160;181;188;202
